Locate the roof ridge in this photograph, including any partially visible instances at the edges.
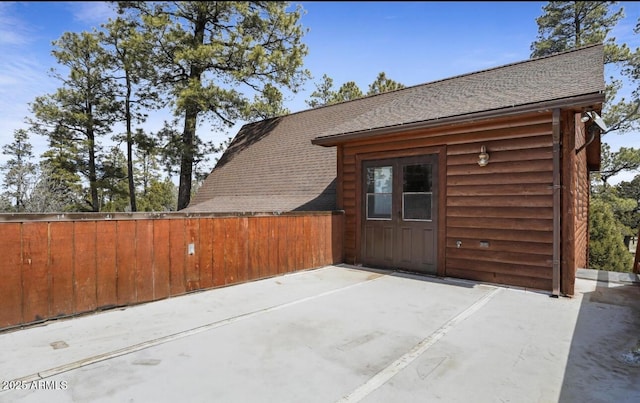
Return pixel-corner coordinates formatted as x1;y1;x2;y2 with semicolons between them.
276;43;604;119
423;43;604;87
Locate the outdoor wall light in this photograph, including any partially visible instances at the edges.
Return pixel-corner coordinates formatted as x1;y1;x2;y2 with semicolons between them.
477;145;490;167
581;110;608;132
580;112;591;123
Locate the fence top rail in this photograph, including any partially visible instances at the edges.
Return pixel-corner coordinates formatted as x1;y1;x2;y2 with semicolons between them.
0;210;345;223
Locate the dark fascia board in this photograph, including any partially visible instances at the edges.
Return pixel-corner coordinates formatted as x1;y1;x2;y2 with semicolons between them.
311;92;605;147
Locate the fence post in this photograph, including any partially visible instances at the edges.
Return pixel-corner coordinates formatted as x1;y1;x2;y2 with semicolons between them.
634;228;640;274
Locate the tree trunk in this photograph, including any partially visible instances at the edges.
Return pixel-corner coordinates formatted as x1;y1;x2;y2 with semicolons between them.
125;76;137;211
87;128;99;212
177;9;207;211
634;227;640;274
177;109;197;210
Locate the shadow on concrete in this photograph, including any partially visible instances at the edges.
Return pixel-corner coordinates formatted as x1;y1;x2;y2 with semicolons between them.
559;274;640;402
340;264;476;289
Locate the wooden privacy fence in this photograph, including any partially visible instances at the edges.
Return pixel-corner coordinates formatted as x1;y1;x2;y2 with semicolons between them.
635;228;640;274
0;211;344;331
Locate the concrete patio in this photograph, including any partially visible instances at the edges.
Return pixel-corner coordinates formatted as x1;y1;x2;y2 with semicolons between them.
1;264;639;403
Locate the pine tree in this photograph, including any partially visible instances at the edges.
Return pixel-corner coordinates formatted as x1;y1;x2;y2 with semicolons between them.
306;72;406;108
531;1;636;133
306;74;336;108
29;31;118;211
367;72;405;95
1;129;36;211
332;81;363;103
589;198;634;271
117;1;310;210
102;16;161;212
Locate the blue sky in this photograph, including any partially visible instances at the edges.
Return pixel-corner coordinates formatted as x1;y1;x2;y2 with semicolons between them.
1;1;640;181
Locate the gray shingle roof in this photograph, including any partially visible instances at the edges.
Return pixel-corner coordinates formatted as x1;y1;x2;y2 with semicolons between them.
314;43;605;142
186;44;604;213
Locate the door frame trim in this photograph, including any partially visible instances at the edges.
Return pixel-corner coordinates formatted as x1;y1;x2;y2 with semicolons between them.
354;145;447;277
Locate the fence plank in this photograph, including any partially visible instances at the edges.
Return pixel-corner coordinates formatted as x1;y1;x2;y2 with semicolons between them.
153;220;171;300
303;216;313;269
315;216;325;266
74;221;97;313
96;221;117;308
260;217;270;277
198;218;214;289
315;216;323;266
169;219;186;295
255;217;268;278
285;217;296;272
22;222;50;323
117;220;137;305
237;217;249;282
278;216;290;273
49;222;74;317
295;216;305;270
321;215;330;265
247;217;259;280
0;223;23;328
223;218;238;284
267;216;278;277
185;219;200;292
332;214;344;263
136;220;154;303
212;218;225;287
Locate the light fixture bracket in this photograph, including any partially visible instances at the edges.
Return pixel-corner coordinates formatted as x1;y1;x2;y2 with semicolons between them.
478;145;490;167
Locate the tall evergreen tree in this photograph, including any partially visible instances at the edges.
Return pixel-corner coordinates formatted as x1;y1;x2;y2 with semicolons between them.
116;1;310;210
137;177;178;212
306;74;336;108
531;1;640;272
133;128;162;197
367;72;405;95
29;31;118;211
616;174;640;234
0;129;36;211
618;18;640;134
38;124;84;210
530;1;636;133
246;83;291;120
99;146;130;211
25;161;83;212
589;198;634;271
597;143;640;187
0;194;11;212
102;16;161;212
332;81;363;104
531;1;628;61
306;72;406;108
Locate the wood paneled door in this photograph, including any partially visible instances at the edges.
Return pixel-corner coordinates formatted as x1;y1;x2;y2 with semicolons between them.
361;154;438;274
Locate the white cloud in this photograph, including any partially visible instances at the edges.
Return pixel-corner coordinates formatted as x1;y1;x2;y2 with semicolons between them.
67;1;117;25
0;3;32;46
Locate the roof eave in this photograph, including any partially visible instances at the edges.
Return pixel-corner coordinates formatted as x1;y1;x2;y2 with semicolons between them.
311;92;605;147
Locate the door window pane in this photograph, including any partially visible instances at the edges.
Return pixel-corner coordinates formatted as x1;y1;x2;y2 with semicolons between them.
403;164;432;221
403;164;432;192
366;166;392;219
403;193;432;220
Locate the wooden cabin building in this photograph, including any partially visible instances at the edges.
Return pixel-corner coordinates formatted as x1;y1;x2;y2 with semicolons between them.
188;44;606;296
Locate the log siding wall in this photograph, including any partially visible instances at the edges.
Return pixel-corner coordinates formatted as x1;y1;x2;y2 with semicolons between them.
561;112;591;295
339;112;562;291
574;117;590;271
0;212;344;331
446;130;554;291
